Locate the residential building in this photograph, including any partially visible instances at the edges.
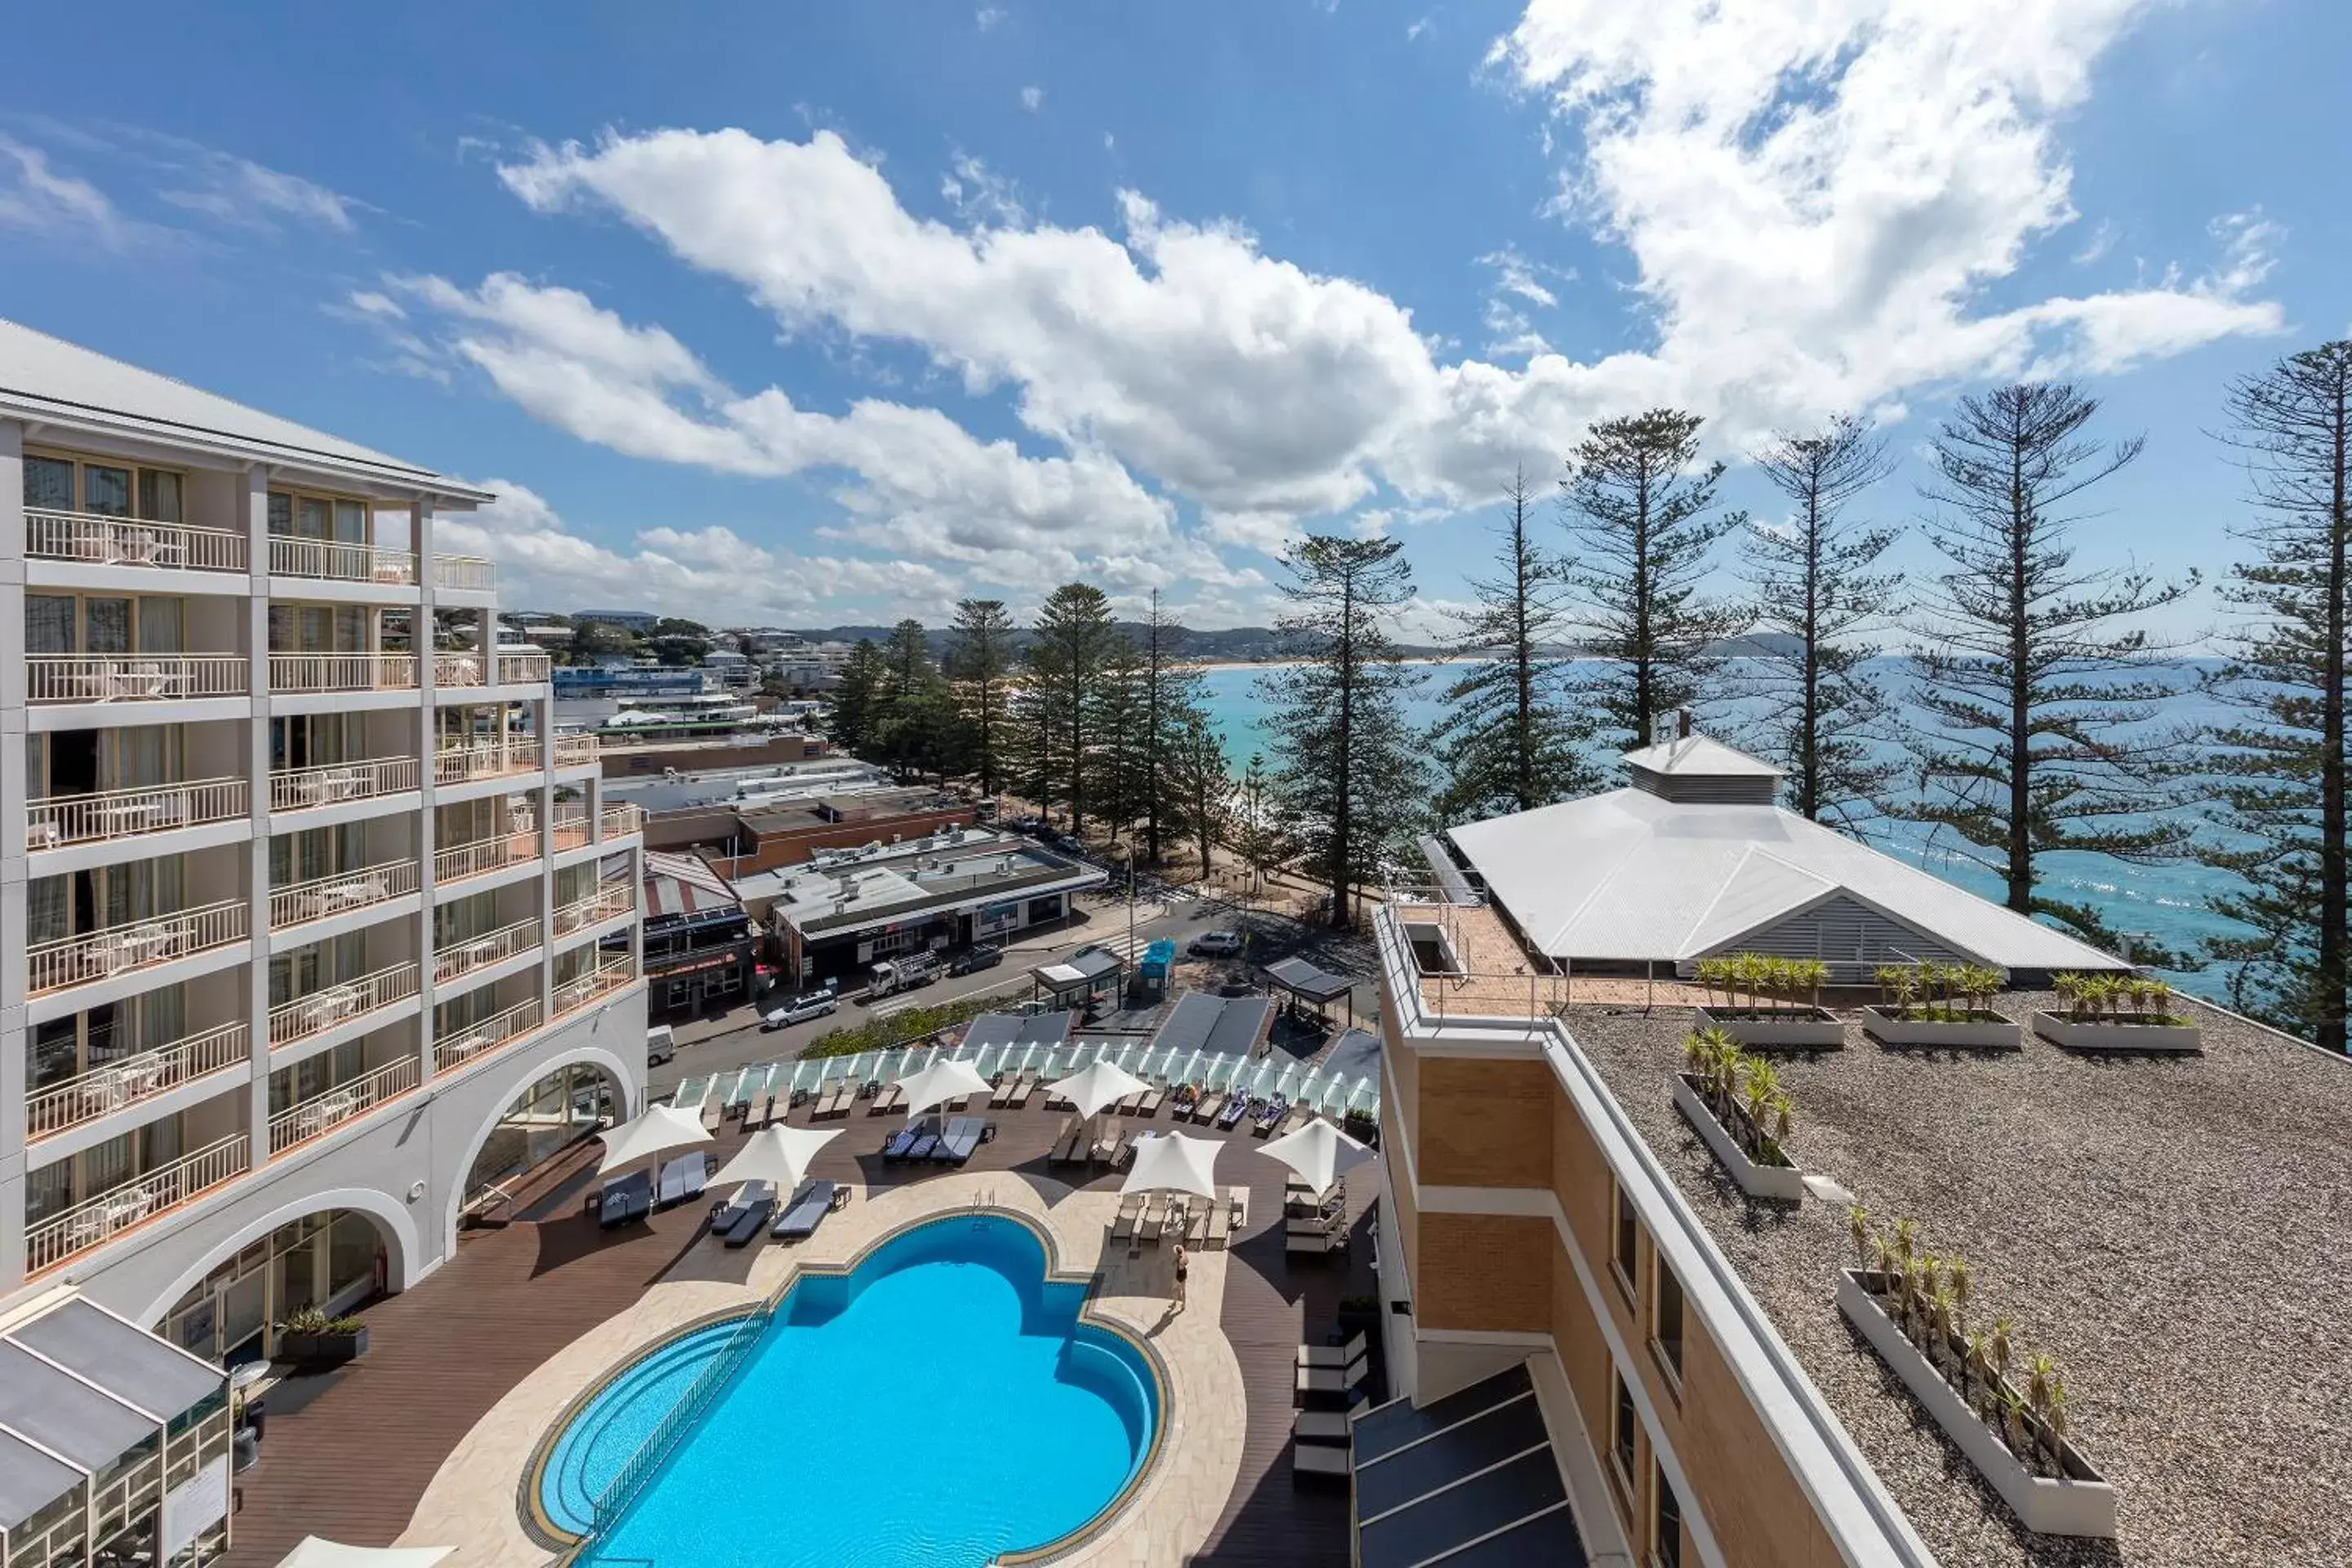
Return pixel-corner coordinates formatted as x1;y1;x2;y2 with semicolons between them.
0;321;649;1399
1363;729;2349;1568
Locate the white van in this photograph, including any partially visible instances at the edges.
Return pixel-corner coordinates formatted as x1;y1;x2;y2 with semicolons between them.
646;1025;675;1067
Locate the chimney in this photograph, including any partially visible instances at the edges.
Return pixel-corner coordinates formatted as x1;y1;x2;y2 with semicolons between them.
1678;708;1692;739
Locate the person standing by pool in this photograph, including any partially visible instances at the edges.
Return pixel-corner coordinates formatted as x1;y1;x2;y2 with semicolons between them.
1172;1241;1189;1312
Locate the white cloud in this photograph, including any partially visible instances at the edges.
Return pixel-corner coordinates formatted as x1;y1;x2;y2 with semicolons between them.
1406;17;1432;42
0;136;123;245
1019;86;1045;113
345;289;405;320
976;4;1006;29
158;151;356;233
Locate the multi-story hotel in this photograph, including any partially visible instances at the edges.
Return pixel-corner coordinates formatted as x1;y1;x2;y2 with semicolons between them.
0;320;649;1394
1362;730;2350;1568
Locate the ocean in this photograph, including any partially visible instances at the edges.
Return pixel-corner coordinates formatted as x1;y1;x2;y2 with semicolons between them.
1195;659;2254;990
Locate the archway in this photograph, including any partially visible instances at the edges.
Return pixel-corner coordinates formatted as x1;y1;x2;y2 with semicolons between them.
441;1044;638;1254
138;1188;421;1362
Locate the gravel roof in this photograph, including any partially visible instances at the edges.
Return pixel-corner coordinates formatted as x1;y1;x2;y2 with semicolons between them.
1558;993;2350;1568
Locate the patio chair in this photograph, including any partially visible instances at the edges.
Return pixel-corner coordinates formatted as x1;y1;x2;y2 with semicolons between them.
1138;1195;1166;1244
1185;1203;1209;1246
883;1119;937;1162
1007;1071;1038;1107
699;1098;723;1133
937;1117;986;1164
597;1169;653;1229
1135;1085;1164;1117
1218;1097;1251;1130
710;1180;775;1236
1192;1093;1225;1125
1293;1396;1370;1445
1111;1192;1144;1243
773;1180;841;1241
871;1083;905;1116
722;1192;777;1248
1292;1441;1352;1481
1049;1115;1087;1165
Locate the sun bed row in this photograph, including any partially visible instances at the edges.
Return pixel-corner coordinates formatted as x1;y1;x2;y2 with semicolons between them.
1107;1187;1247;1249
1293;1329;1373;1481
706;1178;853;1246
880;1116;996;1165
595;1152;710;1229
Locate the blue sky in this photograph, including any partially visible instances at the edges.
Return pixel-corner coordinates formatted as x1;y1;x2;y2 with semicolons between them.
2;0;2346;636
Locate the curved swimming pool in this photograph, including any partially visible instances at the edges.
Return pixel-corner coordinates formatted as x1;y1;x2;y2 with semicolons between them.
539;1213;1162;1567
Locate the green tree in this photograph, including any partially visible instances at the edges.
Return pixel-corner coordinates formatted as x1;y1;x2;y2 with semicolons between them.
1017;583;1120;833
871;618;951;781
1559;408;1753;751
827;638;889;758
944;598;1017;797
1258;535;1430;928
1900;382;2197;956
1165;710;1232;881
1134;590;1209;863
1740;415;1904;827
2198;341;2352;1049
1233;752;1286;903
1433;466;1599;820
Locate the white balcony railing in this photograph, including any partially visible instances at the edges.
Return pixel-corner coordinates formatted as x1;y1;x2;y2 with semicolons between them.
25;509;247;572
432;555;497;593
434;740;542;786
270;756;421;813
495;649;552;686
551;804;590;850
25;1022;250;1142
554;883;635;937
269;1055;421;1156
269;858;419;929
555;960;637;1018
25;1134;250;1276
28;654;249;705
267;960;420;1048
268;652;419;694
26;777;247;852
601;803;646;839
435;996;542;1073
553;733;602;766
434;832;540;885
434;917;541;984
434;653;488;689
28;900;247;996
267;536;418;586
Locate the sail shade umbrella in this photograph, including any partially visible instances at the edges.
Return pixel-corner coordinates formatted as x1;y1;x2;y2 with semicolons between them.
894;1056;991;1120
1120;1130;1223;1203
1046;1058;1151;1121
595;1104;710;1176
1258;1116;1376;1196
276;1542;453;1568
710;1125;840;1192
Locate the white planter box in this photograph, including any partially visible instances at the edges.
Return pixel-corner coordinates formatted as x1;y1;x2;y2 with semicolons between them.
1860;1005;2024;1051
1672;1075;1806;1200
1692;1005;1846;1049
1837;1270;2118;1539
2029;1011;2203;1055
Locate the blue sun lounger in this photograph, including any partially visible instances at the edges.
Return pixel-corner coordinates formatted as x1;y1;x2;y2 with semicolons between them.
723;1191;777;1248
934;1116;987;1165
883;1118;938;1162
773;1179;841;1241
906;1131;941;1161
597;1169;653;1229
710;1179;774;1237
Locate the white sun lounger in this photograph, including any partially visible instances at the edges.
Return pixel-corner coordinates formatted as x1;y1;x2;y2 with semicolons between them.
1296;1352;1368;1396
1111;1193;1144;1243
1293;1396;1369;1443
1298;1332;1368;1368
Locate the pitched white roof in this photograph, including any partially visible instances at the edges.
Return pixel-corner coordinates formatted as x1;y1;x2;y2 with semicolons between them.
0;318;492;500
1621;733;1784;778
1447;786;2127;972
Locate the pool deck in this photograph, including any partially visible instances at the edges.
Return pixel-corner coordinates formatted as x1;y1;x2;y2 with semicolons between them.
223;1089;1372;1567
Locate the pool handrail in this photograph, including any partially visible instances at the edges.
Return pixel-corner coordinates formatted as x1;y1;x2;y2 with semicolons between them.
586;1301;774;1539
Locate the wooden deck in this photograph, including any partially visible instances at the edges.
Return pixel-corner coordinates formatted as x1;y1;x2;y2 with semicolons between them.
224;1080;1371;1566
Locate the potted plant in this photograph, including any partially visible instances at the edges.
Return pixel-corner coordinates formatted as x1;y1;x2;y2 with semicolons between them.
1860;960;2024;1049
1691;951;1844;1048
278;1306;369;1366
2031;973;2203;1054
1671;1030;1805;1199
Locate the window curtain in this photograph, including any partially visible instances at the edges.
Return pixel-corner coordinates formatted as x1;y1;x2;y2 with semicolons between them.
23;456;74;510
26;876;69;946
136;597;182;653
333;499;367;544
434;892;493;947
105;726;177;791
83;599;130;655
82;466;131;517
137;470;182;523
25;596;74;654
138;984;185;1050
296;497;332;540
267;492;293;536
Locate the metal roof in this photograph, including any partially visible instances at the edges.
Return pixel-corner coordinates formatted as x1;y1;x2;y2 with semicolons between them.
0;1343;156;1472
1351;1362;1585;1568
0;1428;81;1533
960;1011;1074;1053
1620;732;1783;778
0;317;492;501
642;850;742;920
1151;992;1274;1058
9;1299;221;1424
1263;956;1356;1003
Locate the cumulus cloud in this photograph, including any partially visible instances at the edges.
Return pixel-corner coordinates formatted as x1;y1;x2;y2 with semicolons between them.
1019;86;1044;113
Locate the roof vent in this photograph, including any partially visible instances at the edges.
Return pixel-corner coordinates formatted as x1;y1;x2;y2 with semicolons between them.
1622;729;1783;805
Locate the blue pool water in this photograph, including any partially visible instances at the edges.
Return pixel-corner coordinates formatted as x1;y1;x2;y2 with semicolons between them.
543;1214;1160;1568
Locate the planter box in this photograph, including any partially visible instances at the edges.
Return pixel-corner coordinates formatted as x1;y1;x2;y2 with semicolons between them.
1860;1005;2024;1051
1672;1075;1806;1200
1692;1005;1845;1050
1837;1270;2116;1538
279;1327;368;1366
2029;1011;2203;1055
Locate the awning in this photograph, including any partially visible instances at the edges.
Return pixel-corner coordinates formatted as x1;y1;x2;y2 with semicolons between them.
1031;946;1123;991
1152;991;1274;1058
1263;956;1356;1004
1352;1362;1586;1568
0;1428;82;1533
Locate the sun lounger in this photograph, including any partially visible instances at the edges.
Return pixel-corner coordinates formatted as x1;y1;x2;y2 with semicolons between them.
1185;1202;1209;1246
723;1192;777;1248
1298;1332;1368;1369
1111;1193;1144;1242
1045;1085;1076;1111
1113;1091;1141;1116
1139;1195;1167;1243
906;1131;941;1161
1192;1094;1224;1125
1090;1126;1127;1166
1293;1396;1370;1443
772;1179;841;1241
883;1118;938;1161
1046;1114;1084;1165
989;1076;1013;1109
1296;1352;1368;1397
1008;1071;1038;1107
1205;1194;1232;1245
1218;1097;1250;1129
746;1089;773;1129
1286;1226;1348;1257
1253;1098;1286;1135
1292;1441;1351;1480
1280;1104;1313;1137
699;1098;723;1133
870;1083;904;1115
1135;1086;1163;1117
710;1179;775;1235
653;1153;705;1208
936;1116;986;1164
597;1169;653;1228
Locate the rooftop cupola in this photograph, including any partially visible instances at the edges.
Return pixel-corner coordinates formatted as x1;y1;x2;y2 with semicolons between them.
1622;715;1782;804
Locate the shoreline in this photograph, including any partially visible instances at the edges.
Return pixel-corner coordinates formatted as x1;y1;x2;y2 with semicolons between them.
1194;656;1472;673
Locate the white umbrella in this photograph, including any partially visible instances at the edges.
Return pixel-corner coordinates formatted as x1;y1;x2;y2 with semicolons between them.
1258;1116;1375;1196
595;1104;710;1176
276;1541;452;1568
895;1056;991;1120
1046;1058;1150;1121
1120;1130;1222;1202
710;1125;840;1192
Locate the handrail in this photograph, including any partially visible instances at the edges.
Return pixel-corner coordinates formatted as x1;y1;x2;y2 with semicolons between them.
553;733;603;765
26;777;247;851
496;650;552;685
553;884;635;936
434;996;542;1071
435;916;542;983
28;898;248;995
589;1304;775;1535
267;535;417;585
25;1022;250;1141
434;739;542;784
268;1055;421;1156
431;555;497;592
434;831;540;884
25;1134;250;1274
434;652;488;688
270;755;420;811
268;651;419;693
267;961;420;1047
555;960;636;1017
601;803;646;838
25;508;247;572
269;858;419;929
27;653;248;704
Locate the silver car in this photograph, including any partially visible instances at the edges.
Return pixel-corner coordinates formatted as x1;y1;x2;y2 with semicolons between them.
1188;930;1244;956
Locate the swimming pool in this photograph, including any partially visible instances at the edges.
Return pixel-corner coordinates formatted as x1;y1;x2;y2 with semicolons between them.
538;1213;1163;1567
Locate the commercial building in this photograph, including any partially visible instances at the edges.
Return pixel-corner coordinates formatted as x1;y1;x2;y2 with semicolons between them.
0;320;649;1423
550;665;707;701
1365;731;2349;1568
636;850;755;1021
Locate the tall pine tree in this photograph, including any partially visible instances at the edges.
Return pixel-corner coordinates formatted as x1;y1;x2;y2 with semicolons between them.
1015;583;1120;834
826;638;889;758
2198;341;2352;1049
944;598;1017;797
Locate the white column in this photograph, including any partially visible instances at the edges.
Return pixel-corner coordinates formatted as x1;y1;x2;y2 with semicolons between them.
0;419;31;1289
414;499;441;1083
241;467;274;1159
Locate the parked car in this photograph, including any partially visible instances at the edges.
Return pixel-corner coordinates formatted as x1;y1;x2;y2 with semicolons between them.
763;991;841;1029
645;1025;675;1067
948;944;1004;976
1189;930;1245;957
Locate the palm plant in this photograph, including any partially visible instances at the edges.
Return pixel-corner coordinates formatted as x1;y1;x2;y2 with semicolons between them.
2142;976;2172;1022
1945;1255;1971;1325
1892;1216;1918;1263
1767;1087;1793;1147
1989;1315;2014;1384
1739;1057;1781;1155
1999;1385;2030;1463
1847;1203;1871;1269
1875;964;1915;1013
2054;972;2085;1021
2041;1374;2073;1477
1963;1326;1992;1407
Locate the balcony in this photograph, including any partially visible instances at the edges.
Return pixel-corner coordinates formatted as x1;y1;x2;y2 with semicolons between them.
28;654;248;706
431;555;497;593
267;960;420;1049
26;777;247;853
434;740;542;786
602;803;646;839
268;1056;421;1156
25;1134;250;1276
553;733;602;766
555;959;637;1018
435;996;542;1073
25;508;247;572
434;652;488;689
269;858;420;930
267;536;417;586
24;1022;250;1142
268;652;418;694
434;831;540;887
29;900;248;996
495;649;552;686
550;804;590;850
270;756;421;813
553;882;635;937
434;917;541;985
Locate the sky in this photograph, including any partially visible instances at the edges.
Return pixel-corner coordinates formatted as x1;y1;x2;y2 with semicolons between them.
2;0;2347;639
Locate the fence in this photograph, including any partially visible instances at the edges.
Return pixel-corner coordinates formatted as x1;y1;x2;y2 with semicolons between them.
267;536;417;585
436;917;544;984
28;899;248;995
435;833;539;884
435;740;543;784
267;961;420;1048
432;555;497;592
25;509;247;572
269;858;419;929
270;755;419;812
28;653;248;704
435;996;543;1072
554;884;635;937
25;1134;250;1274
25;1022;250;1141
268;1055;422;1156
269;652;418;693
26;777;247;850
555;960;636;1018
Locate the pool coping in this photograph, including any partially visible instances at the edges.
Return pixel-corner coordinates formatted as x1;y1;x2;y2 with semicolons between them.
518;1206;1174;1567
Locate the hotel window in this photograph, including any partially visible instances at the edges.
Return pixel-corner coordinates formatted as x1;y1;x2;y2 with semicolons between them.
1610;1372;1638;1494
28;725;185;799
1654;1262;1686;1386
26;593;187;655
1652;1462;1684;1568
1613;1184;1640;1295
268;489;369;543
23;450;185;521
